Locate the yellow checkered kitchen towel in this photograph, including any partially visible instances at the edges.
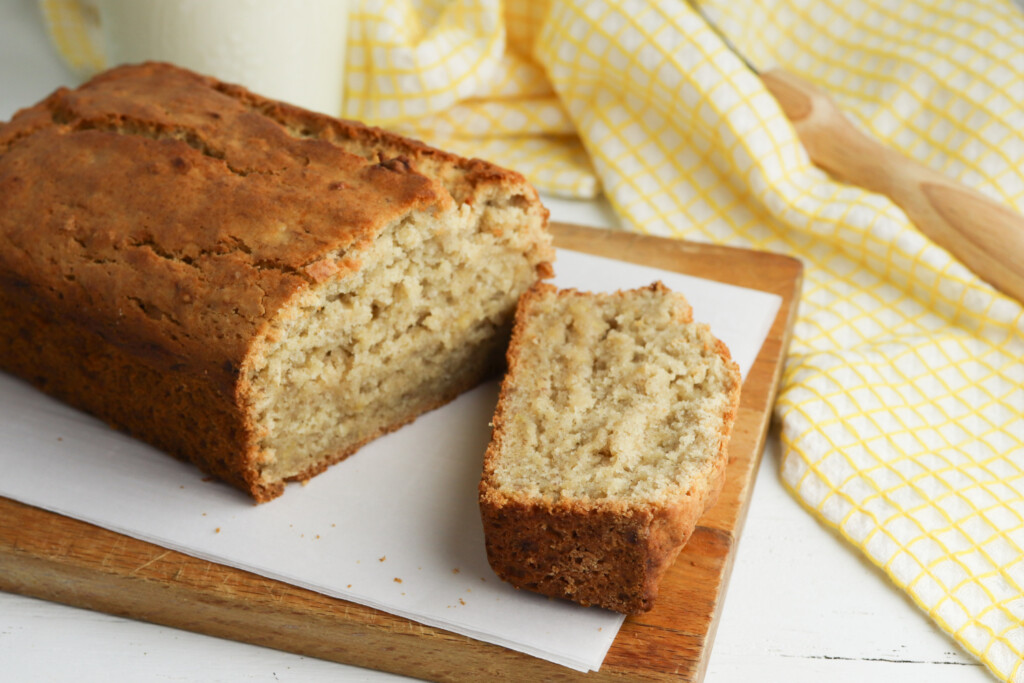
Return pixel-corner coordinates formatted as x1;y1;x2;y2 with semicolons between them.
41;0;1024;679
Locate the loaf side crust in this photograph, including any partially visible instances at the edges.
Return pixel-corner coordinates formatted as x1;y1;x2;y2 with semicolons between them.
479;283;741;613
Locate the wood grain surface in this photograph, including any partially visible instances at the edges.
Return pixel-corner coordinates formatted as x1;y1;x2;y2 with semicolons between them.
0;223;802;682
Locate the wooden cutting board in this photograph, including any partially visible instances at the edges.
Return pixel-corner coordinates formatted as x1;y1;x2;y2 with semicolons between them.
0;223;802;682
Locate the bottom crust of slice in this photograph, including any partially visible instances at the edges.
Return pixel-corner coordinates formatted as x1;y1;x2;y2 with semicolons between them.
480;453;726;615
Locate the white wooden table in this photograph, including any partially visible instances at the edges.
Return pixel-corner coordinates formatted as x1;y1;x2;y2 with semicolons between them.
0;1;995;680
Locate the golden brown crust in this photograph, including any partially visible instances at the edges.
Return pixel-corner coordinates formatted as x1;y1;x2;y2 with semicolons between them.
1;62;446;392
0;62;551;502
479;282;741;614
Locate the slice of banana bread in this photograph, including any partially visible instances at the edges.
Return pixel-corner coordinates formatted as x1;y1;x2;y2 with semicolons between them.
479;282;741;614
0;62;553;502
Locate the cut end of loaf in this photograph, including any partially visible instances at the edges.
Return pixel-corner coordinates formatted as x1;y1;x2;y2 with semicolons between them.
243;189;551;501
479;282;741;613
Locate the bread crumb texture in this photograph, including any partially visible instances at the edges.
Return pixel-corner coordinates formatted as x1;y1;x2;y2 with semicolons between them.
248;193;545;489
490;283;738;503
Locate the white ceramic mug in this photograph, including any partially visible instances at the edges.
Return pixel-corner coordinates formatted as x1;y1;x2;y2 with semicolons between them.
79;0;349;115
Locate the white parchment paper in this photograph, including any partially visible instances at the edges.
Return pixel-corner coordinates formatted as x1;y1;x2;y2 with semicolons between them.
0;248;781;672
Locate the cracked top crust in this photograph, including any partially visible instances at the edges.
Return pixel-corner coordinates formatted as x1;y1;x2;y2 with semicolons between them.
0;62;534;395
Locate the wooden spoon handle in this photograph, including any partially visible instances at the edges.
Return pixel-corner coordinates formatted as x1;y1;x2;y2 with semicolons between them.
760;67;1024;304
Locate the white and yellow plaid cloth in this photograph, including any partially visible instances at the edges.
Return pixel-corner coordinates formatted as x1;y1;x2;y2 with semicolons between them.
42;0;1024;679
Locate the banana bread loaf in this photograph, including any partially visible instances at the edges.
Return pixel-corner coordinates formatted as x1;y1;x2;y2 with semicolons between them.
479;283;740;614
0;62;553;502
